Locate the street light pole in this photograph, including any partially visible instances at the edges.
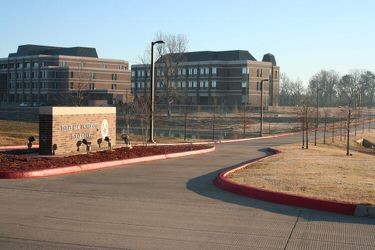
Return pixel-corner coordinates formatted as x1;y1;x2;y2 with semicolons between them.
260;79;269;137
314;86;319;146
148;40;164;143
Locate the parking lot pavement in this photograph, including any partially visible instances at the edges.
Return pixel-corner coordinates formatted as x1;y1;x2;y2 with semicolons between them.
0;134;374;249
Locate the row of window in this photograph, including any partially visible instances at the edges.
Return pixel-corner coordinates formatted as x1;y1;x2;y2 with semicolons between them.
132;67;218;78
8;71;119;81
0;62;127;70
132;80;217;89
11;82;56;89
10;82;118;90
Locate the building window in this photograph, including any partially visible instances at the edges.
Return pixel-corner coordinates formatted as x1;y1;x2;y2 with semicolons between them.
205;67;209;75
260;69;263;77
147;70;150;77
178;69;182;76
157;82;161;88
242;67;248;74
204;81;209;88
33;62;38;68
181;81;186;88
188;68;192;75
242;81;247;88
131;82;135;89
59;61;67;67
193;81;197;88
211;80;217;88
70;82;74;89
200;68;204;75
112;84;117;90
131;70;135;77
112;74;117;80
199;81;204;88
212;67;217;75
257;69;260;77
182;69;186;75
17;63;22;69
193;68;197;75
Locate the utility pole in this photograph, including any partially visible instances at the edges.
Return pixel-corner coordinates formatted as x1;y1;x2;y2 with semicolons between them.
347;108;351;156
315;86;319;146
148;40;165;143
259;79;269;137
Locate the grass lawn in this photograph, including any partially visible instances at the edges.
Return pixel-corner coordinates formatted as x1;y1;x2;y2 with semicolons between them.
228;131;375;205
0;120;38;146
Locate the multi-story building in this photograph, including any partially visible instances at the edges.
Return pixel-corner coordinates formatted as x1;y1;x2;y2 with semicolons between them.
131;50;279;107
0;45;132;106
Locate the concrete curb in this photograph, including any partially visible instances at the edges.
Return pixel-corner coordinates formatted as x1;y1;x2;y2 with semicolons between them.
214;148;371;216
0;145;39;152
0;146;215;179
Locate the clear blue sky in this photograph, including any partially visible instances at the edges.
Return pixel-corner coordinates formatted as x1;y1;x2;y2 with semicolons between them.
1;0;374;85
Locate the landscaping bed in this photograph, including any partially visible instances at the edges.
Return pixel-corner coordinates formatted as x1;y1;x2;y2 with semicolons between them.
227;132;375;205
0;144;212;173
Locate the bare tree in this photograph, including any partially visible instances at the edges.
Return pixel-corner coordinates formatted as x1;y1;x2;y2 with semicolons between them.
154;32;188;117
69;62;90;106
279;73;306;106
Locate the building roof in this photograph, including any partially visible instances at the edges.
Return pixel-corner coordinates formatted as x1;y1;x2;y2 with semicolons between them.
262;53;277;66
8;44;98;58
157;50;257;63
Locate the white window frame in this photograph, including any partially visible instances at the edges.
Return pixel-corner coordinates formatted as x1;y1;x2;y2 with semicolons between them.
211;80;217;88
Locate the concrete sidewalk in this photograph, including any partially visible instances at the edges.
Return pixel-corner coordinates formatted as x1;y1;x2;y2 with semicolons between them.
0;134;374;249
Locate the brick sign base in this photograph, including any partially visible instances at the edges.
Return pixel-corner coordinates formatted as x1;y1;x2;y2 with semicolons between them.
39;107;116;155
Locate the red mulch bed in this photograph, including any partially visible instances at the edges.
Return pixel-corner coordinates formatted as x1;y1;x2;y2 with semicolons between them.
0;144;212;173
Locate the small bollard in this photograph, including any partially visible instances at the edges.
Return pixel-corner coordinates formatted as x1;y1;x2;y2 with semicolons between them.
82;139;91;154
104;136;112;150
121;134;131;148
27;136;35;151
76;140;82;151
97;138;103;148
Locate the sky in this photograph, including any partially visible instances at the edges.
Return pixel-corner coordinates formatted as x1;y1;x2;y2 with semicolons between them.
1;0;374;85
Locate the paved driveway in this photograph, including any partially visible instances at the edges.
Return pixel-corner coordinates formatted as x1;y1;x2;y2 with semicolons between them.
0;135;374;249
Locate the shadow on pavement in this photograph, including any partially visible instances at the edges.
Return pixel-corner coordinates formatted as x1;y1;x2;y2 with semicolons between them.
186;149;375;225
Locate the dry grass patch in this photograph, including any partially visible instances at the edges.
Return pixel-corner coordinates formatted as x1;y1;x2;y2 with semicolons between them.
0;120;38;146
228;132;375;205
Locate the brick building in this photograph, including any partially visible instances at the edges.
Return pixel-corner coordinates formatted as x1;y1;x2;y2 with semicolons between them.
131;50;279;107
0;45;132;106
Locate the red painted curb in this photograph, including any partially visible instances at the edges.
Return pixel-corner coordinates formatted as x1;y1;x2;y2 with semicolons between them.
214;148;357;216
0;146;215;179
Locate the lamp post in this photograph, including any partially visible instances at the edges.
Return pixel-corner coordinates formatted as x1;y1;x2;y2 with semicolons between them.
148;40;164;143
314;86;319;146
260;79;269;137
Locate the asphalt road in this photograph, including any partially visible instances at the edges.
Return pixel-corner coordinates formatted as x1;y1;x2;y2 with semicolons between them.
0;134;374;249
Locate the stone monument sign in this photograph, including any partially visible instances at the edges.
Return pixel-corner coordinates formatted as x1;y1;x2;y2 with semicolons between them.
39;107;116;155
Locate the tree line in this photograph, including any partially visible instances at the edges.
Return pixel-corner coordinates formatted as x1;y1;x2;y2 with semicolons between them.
280;70;375;107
